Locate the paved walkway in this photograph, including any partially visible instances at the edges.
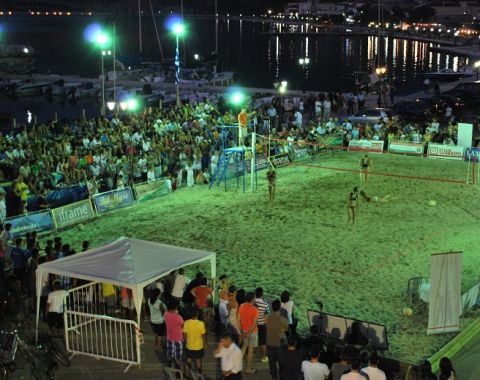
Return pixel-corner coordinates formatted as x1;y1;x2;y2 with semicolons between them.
56;324;270;380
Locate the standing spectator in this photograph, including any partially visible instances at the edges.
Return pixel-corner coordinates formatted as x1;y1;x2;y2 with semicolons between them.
0;224;6;275
331;352;352;380
191;277;213;321
280;290;295;335
439;357;457;380
322;342;341;369
302;345;330;380
164;299;184;370
303;325;324;353
214;333;243;380
279;335;303;380
254;287;270;362
423;78;431;94
120;287;134;319
340;358;367;380
11;237;27;284
238;292;259;375
0;192;6;223
171;268;189;301
46;280;69;335
265;299;288;379
183;308;207;374
361;351;386;380
419;359;437;380
148;288;166;350
101;282;117;315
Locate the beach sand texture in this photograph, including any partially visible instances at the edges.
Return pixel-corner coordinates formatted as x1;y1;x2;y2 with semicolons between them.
58;151;480;363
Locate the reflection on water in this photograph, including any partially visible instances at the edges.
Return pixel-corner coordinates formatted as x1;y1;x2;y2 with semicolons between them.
0;15;472;122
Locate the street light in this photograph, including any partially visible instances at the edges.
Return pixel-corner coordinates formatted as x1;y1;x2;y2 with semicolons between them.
475;61;480;80
194;53;200;61
274;80;288;128
100;49;111;116
375;66;387;76
299;57;310;65
168;19;187;106
106;101;116;111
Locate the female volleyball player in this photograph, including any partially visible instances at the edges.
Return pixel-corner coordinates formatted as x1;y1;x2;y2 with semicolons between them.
359;154;372;187
267;166;277;206
347;186;359;229
360;191;397;203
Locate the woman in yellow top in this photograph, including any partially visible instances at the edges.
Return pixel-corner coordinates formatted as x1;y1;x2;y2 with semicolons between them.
14;175;29;214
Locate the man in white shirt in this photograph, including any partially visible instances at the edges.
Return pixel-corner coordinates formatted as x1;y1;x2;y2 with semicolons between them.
214;333;243;379
294;110;303;128
340;358;368;380
171;268;189;300
302;345;330;380
47;280;69;333
361;352;386;380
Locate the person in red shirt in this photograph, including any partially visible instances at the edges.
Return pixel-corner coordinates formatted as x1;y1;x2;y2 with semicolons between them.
192;277;213;321
238;292;259;374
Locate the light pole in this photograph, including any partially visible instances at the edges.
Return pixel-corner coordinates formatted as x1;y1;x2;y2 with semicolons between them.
475;61;480;81
273;80;287;136
170;21;186;107
100;49;111;116
299;57;310;90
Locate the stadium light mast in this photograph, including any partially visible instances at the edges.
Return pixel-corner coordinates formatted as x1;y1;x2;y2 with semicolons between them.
169;20;186;106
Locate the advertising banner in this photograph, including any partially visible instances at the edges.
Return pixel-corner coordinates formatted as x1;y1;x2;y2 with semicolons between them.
51;199;95;229
428;143;465;160
348;140;384;153
427;252;463;335
388;141;424;156
7;210;55;238
93;187;135;215
464;147;480;162
268;153;292;168
246;155;269;173
458;123;473;148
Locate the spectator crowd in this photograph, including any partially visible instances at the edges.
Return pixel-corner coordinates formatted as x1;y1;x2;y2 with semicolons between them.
0;87;465;220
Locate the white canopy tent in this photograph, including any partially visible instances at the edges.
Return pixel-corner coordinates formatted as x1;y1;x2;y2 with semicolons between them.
36;237;216;337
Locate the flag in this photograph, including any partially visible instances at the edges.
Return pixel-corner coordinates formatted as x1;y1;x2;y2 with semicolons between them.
175;39;180;86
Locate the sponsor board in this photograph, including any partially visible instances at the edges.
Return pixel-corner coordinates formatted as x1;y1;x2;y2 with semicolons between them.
93;187;135;214
388;141;424;156
464;147;480;162
246;155;269;173
427;143;465;160
7;210;55;238
268;153;292;168
51;199;95;229
348;140;384;153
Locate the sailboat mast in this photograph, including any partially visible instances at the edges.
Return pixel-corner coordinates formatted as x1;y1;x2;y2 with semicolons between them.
138;0;143;55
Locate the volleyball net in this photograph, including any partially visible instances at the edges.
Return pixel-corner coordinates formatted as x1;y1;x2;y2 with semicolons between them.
255;135;478;186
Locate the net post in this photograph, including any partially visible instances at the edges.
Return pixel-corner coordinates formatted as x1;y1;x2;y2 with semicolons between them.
467;159;471;185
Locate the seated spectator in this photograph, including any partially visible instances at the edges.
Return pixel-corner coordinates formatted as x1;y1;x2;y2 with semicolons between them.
302;344;330;380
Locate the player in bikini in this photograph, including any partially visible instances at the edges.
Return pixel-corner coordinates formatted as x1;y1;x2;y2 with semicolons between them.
359;154;372;187
267;166;277;206
347;186;359;230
